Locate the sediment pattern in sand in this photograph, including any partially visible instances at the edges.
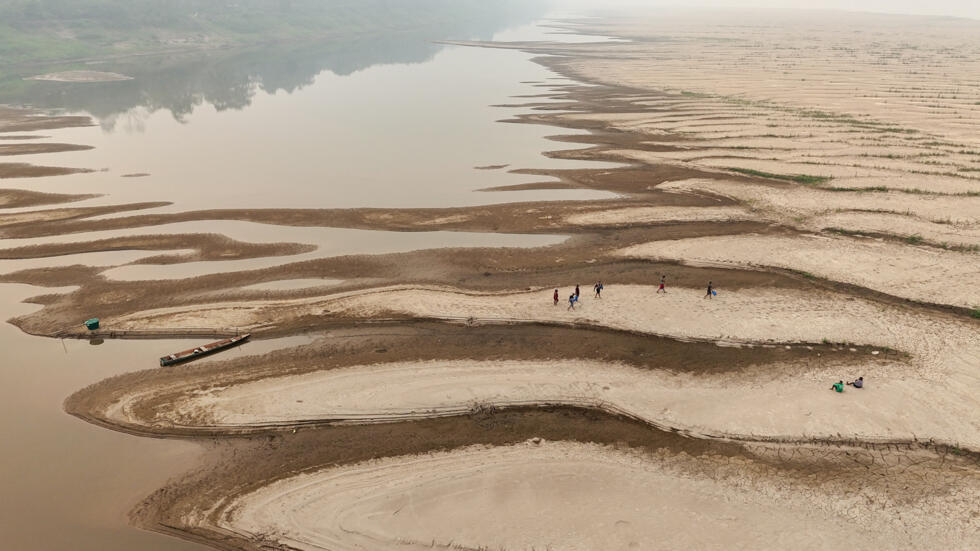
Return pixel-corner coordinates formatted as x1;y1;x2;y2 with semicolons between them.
617;234;980;307
127;356;973;446
210;441;978;551
6;9;980;550
95;283;980;449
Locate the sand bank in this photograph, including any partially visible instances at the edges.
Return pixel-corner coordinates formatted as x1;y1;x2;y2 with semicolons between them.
115;356;978;447
0;143;94;156
0;189;97;209
617;234;980;308
0;162;93;179
96;284;979;447
565;205;752;226
4;13;979;551
209;441;978;551
110;284;978;367
658;179;980;225
810;211;980;250
0;233;316;263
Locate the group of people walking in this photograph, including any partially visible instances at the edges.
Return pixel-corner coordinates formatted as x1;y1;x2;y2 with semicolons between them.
550;278;869;395
551;277;865;394
552;275;716;310
555;282;602;310
656;275;715;299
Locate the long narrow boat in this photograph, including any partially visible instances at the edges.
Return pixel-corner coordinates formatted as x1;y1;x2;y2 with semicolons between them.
159;334;250;366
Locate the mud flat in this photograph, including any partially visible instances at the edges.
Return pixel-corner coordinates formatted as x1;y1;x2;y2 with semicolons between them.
0;143;94;156
0;162;94;179
0;233;315;263
0;188;97;208
0;108;95;179
0;106;93;132
5;9;980;551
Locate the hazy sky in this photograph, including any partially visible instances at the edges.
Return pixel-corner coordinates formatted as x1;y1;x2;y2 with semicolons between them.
557;0;980;19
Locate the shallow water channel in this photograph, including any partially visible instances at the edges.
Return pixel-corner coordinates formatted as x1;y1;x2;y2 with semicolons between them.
0;14;612;551
0;283;316;550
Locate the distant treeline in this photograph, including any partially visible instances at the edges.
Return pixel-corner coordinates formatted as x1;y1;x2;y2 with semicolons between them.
0;0;543;64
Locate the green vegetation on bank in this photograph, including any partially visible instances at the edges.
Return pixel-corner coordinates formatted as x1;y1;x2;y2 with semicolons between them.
724;167;832;185
824;226;980;253
824;185;980;197
825;185;890;193
0;0;539;66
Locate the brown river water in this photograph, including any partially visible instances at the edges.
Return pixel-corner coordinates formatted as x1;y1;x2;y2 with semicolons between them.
0;13;619;551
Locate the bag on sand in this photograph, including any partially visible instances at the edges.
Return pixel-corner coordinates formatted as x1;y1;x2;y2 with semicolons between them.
712;290;717;296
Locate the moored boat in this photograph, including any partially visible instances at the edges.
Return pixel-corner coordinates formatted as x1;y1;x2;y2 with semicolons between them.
159;333;250;366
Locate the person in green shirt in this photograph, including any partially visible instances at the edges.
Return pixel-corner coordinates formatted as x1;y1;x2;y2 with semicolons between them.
831;380;844;393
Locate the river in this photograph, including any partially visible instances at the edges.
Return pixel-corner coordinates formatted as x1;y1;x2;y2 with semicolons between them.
0;10;617;551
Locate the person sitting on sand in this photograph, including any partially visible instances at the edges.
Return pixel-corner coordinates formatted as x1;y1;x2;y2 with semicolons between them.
553;288;559;306
657;275;667;294
831;380;844;393
847;376;864;389
568;294;577;310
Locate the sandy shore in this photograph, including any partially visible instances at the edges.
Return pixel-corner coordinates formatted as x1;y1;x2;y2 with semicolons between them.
0;233;315;263
565;205;752;225
618;234;980;308
657;178;980;227
0;188;98;209
0;162;94;179
208;441;978;550
83;282;980;449
0;143;94;156
4;10;980;550
120;356;977;446
107;284;978;365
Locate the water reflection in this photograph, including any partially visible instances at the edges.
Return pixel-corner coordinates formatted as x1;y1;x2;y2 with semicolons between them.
14;43;618;211
0;0;547;122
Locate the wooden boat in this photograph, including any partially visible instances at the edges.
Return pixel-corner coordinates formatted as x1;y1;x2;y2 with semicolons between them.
159;333;250;366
